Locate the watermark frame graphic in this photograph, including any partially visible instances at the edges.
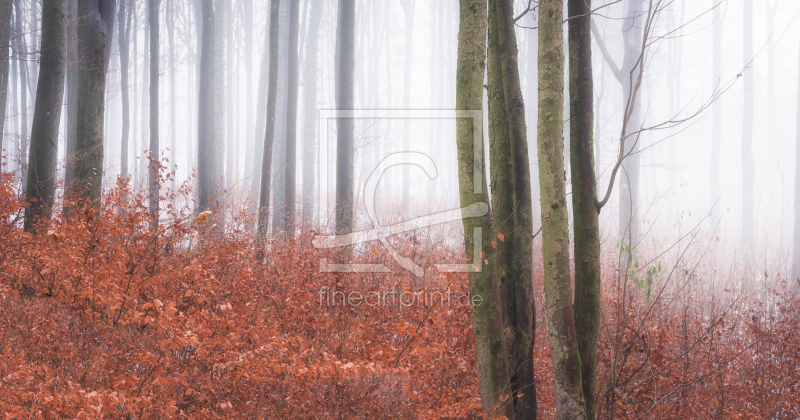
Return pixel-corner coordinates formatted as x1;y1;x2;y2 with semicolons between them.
313;109;485;276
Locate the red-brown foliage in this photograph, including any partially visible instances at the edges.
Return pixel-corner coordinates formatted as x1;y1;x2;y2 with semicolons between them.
0;178;798;419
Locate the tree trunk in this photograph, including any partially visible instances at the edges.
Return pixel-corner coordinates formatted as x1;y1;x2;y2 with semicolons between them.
710;0;721;226
73;0;116;207
538;0;586;418
568;0;601;418
301;0;321;228
197;0;217;215
63;0;77;199
256;0;280;239
742;0;754;257
0;0;10;182
118;0;130;182
13;0;28;191
400;0;414;213
251;12;270;218
243;0;253;193
148;0;159;226
213;0;225;187
138;0;149;189
618;0;644;248
279;0;299;237
24;0;66;230
167;0;175;195
793;36;800;291
455;0;513;416
495;0;537;416
335;0;354;236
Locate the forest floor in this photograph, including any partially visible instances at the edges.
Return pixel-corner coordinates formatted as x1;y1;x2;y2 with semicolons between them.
0;181;798;419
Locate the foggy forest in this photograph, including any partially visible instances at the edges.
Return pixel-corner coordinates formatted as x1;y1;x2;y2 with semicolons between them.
0;0;799;418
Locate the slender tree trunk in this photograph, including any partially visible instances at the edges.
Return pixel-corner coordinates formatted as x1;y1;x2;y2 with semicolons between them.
243;0;253;192
742;0;755;257
710;0;721;225
279;0;298;237
138;0;149;189
539;0;586;418
148;0;159;226
74;0;116;206
793;36;800;291
9;15;16;177
118;0;130;182
251;9;270;218
455;0;512;415
213;0;225;187
256;0;280;239
301;0;321;227
400;0;414;212
14;0;28;191
568;0;601;417
24;0;67;229
197;0;216;215
167;0;175;194
0;0;11;181
269;0;288;233
619;0;644;248
63;0;77;198
335;0;354;236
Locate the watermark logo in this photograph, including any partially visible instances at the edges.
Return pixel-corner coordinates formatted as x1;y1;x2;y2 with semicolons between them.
312;110;486;277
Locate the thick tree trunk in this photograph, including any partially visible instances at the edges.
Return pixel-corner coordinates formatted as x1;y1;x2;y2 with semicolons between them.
455;0;513;416
197;0;217;215
495;0;537;416
538;0;586;418
301;0;321;227
0;0;10;181
742;0;754;257
279;0;299;237
148;0;159;226
568;0;601;417
118;0;130;182
73;0;116;207
335;0;354;236
24;0;66;230
256;0;280;239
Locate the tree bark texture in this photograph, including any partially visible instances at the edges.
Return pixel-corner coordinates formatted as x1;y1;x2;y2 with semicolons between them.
257;0;280;239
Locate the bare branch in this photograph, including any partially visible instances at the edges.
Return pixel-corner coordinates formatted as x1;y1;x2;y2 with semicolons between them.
590;19;623;82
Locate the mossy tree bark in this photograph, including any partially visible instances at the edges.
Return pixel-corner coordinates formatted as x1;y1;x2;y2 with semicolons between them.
568;0;601;417
487;0;538;416
538;0;587;418
455;0;513;417
74;0;116;207
24;0;67;230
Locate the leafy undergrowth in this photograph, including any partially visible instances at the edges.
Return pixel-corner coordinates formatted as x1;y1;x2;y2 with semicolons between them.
0;179;798;419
